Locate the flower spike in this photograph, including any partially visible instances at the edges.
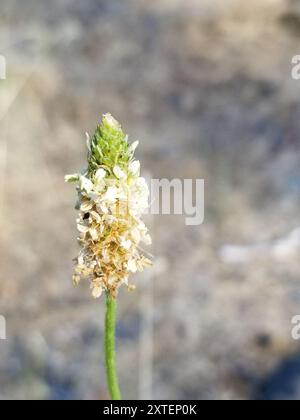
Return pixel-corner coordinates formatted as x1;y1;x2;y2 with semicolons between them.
65;113;152;298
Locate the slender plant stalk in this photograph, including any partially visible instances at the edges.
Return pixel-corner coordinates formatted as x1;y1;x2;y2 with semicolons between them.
105;294;122;400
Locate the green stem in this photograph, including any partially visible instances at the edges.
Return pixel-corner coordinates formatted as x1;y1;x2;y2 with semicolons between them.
104;294;122;400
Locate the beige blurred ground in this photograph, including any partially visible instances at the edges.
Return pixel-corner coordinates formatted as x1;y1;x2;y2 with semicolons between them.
0;0;300;400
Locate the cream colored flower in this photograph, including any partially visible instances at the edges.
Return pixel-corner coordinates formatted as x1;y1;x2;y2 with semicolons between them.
126;259;137;273
80;176;93;194
129;141;139;153
119;237;132;250
113;165;126;180
104;186;118;202
129;160;140;176
95;168;107;181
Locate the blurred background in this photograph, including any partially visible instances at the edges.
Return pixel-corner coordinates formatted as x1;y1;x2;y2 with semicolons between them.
0;0;300;400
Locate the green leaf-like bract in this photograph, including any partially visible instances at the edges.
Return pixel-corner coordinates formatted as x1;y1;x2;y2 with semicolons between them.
88;114;131;175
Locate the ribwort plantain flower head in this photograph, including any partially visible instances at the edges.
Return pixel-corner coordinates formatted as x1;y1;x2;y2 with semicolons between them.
65;114;152;298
